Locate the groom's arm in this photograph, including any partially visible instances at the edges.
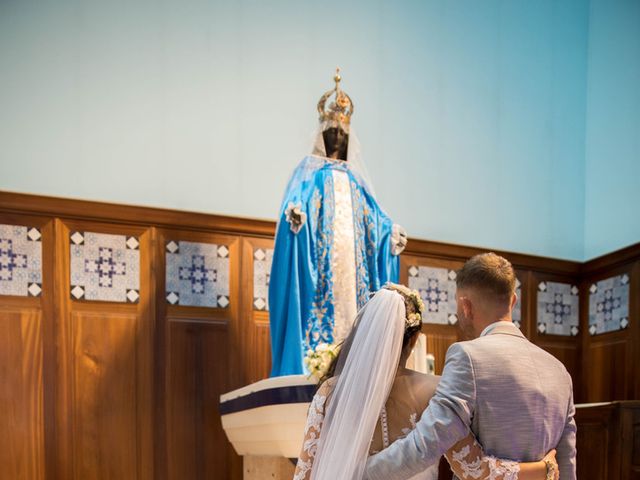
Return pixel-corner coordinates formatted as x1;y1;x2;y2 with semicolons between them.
364;342;476;480
556;376;577;479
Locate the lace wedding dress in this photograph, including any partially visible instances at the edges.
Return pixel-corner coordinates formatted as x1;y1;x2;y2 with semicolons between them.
294;372;521;480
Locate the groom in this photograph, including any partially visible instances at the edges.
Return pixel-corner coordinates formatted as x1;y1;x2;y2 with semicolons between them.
365;253;576;479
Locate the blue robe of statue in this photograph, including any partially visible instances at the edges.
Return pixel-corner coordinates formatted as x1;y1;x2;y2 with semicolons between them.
269;155;402;377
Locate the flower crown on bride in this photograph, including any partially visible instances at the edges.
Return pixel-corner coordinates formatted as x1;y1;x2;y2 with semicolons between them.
383;283;425;328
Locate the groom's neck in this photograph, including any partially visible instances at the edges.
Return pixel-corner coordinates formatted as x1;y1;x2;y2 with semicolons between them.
474;312;512;337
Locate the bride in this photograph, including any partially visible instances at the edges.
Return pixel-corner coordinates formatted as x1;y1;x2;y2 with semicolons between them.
293;284;558;480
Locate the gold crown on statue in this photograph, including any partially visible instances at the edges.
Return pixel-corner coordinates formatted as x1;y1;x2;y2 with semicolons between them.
317;68;354;126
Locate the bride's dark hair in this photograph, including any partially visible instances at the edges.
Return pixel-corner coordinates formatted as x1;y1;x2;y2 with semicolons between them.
317;287;422;388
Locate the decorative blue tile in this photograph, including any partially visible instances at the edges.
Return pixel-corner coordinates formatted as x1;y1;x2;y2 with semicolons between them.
166;240;230;308
513;278;522;329
588;274;629;335
537;281;579;336
408;265;458;325
0;224;42;297
253;248;273;311
70;232;140;303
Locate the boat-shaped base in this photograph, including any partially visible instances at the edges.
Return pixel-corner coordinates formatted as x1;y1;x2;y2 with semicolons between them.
220;375;316;458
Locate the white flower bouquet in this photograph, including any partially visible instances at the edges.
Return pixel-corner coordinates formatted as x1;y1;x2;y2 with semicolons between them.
304;342;340;381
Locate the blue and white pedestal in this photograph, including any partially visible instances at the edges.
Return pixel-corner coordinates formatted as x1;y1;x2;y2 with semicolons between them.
220;374;316;463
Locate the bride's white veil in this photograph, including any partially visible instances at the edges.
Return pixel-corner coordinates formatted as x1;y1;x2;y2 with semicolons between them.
311;288;406;480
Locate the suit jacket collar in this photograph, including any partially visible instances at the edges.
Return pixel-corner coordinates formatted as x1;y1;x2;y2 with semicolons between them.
483;321;526;339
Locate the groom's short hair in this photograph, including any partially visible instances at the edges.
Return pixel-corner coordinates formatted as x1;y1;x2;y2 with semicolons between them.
456;253;516;304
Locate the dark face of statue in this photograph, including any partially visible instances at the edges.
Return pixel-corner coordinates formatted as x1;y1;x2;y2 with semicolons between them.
322;126;349;161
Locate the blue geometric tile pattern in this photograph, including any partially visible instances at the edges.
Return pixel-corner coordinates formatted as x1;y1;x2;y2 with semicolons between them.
537;281;579;336
253;247;273;311
70;232;140;303
588;274;630;335
408;265;458;325
513;278;522;329
165;240;230;308
0;224;42;297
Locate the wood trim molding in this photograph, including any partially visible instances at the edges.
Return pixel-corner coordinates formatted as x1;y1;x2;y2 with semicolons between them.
0;190;586;274
404;238;581;275
0;191;275;238
2;190;637;275
581;242;640;276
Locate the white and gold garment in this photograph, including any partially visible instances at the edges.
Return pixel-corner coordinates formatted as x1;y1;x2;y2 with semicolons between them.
269;154;406;377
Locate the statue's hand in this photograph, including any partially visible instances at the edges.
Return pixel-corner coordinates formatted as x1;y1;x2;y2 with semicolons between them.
285;202;307;234
391;224;407;255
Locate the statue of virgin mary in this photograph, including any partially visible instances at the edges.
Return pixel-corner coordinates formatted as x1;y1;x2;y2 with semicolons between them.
269;70;407;377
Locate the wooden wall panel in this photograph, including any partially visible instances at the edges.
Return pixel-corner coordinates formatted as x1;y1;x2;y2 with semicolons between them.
54;220;154;480
528;272;582;395
581;259;640;403
240;237;273;383
0;306;44;480
154;229;242;480
0;213;53;480
515;270;533;339
583;339;629;402
574;402;640;480
70;311;139;478
628;407;640;479
166;319;241;480
400;254;464;374
576;415;611;479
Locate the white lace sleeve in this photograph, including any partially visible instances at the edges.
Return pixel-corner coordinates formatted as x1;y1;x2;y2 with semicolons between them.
447;435;520;480
293;389;328;480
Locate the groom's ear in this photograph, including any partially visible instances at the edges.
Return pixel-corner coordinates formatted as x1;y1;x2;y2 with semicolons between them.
462;297;473;319
510;292;517;310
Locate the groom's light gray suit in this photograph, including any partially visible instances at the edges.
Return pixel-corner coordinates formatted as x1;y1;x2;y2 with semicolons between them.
365;321;576;479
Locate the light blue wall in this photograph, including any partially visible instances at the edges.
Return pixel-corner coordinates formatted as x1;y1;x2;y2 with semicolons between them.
0;1;595;260
584;0;640;260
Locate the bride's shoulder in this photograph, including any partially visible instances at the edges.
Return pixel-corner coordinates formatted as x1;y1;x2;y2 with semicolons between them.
316;376;337;396
400;371;441;398
313;377;338;413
